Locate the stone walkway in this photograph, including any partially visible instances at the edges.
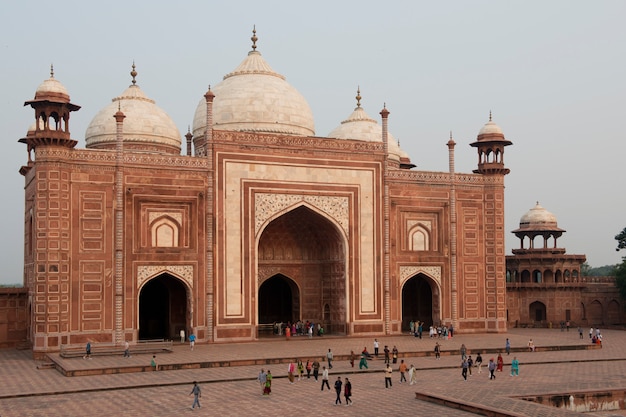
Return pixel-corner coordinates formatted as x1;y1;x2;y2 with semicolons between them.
1;328;624;416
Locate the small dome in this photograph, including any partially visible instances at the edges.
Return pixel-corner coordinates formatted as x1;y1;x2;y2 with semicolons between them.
28;67;72;104
474;112;511;144
85;67;181;154
517;202;563;231
478;119;503;136
327;92;408;162
193;30;315;139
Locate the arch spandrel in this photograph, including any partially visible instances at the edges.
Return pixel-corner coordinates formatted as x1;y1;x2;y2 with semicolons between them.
255;193;349;238
137;265;194;291
399;265;442;288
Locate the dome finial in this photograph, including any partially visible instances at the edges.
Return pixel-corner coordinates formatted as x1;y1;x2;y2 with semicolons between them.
489;110;492;122
50;64;54;78
251;25;258;51
356;86;362;108
130;61;137;85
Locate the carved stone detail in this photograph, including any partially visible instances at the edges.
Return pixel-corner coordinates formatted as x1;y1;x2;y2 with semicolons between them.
137;265;193;289
148;211;183;225
255;193;349;236
399;265;442;286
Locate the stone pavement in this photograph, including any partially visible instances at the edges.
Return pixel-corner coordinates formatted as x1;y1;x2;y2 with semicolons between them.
1;328;625;417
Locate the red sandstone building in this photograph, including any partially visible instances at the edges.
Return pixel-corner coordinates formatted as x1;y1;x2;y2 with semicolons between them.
13;32;515;355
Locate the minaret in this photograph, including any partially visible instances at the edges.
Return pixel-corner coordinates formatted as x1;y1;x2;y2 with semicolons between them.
447;133;458;330
380;104;390;335
113;102;126;346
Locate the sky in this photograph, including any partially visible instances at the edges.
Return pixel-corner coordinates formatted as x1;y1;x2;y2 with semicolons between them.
0;0;624;285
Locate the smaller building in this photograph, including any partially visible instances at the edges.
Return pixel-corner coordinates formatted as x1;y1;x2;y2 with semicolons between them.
506;202;622;327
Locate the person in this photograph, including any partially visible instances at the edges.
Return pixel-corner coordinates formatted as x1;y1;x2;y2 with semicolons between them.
510;356;519;376
475;352;483;374
305;359;312;379
467;355;473;376
151;355;158;371
374;339;379;357
461;357;469;380
180;329;185;344
399;359;407;383
434;342;441;359
384;364;393;388
189;333;196;351
321;366;330;390
362;346;372;359
578;326;583;339
409;320;415;335
392;345;399;364
263;370;272;395
384;345;390;364
496;353;503;372
408;364;417;385
83;340;92;359
334;376;343;405
297;359;304;381
460;343;467;360
189;381;201;409
488;358;496;380
287;361;295;384
308;324;313;338
359;353;369;369
589;327;594;339
449;324;454;338
505;338;511;355
344;377;352;406
566;320;570;332
417;321;423;339
527;339;535;352
349;350;355;368
326;348;334;369
257;369;267;395
123;340;130;358
312;358;320;381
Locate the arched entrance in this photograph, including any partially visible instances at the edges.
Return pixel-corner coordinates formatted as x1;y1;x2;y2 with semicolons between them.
258;274;300;324
401;274;435;330
258;205;346;334
139;273;188;340
529;301;546;323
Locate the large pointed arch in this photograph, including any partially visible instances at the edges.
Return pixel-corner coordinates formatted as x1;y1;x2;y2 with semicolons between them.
138;273;191;340
400;272;441;330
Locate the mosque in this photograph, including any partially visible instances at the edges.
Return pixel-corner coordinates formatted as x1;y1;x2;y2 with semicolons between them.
17;30;513;355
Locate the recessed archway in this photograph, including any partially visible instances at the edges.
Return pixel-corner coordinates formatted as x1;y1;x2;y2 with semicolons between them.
401;274;435;330
258;205;346;334
138;273;188;340
529;300;546;323
258;274;299;324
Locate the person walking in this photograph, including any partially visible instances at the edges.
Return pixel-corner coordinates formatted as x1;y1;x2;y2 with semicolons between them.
434;342;441;359
461;357;469;381
510;357;520;376
496;353;504;372
151;355;158;371
344;377;352;406
189;333;196;351
326;348;334;369
263;370;272;395
460;343;467;360
305;359;312;379
349;350;355;368
123;340;131;358
384;345;390;365
189;381;201;410
334;377;343;405
83;340;92;359
467;355;473;376
321;366;330;390
589;327;594;339
399;359;407;383
505;338;511;355
374;339;379;357
578;326;583;339
297;359;304;381
488;358;496;380
312;359;320;381
257;369;267;395
287;361;295;384
409;364;417;385
409;320;415;335
475;352;483;374
180;329;185;344
392;345;399;364
384;364;393;388
359;353;369;369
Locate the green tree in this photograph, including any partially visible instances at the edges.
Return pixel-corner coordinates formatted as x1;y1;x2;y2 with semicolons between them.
615;227;626;301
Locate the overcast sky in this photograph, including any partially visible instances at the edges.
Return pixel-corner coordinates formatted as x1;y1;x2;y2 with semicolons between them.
1;1;624;285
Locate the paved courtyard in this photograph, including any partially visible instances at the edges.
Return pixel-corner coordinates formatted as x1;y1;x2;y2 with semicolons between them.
1;328;625;417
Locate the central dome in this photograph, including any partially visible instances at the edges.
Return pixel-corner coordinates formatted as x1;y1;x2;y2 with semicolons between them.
192;30;315;139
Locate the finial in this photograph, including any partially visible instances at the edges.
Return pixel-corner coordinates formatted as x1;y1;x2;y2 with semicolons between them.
251;25;258;51
356;86;362;108
50;64;54;78
130;62;137;85
187;125;191;133
489;110;492;122
118;102;121;111
450;131;453;140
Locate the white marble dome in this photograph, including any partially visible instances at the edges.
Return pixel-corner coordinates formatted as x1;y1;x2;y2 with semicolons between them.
85;70;181;154
327;97;407;162
35;76;69;99
519;202;559;230
478;119;503;136
193;40;315;139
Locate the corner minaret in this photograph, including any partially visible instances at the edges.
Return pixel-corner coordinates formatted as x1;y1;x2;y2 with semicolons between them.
470;112;512;175
22;66;80;149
